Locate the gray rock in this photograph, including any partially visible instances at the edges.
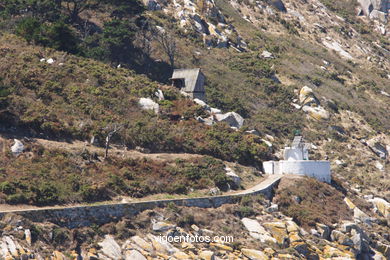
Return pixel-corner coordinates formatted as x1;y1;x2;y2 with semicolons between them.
152;220;176;232
368;142;388;159
261;50;274;59
266;203;279;213
225;167;241;187
125;250;147;260
155;89;164;101
139;98;159;114
147;0;162;11
208;187;221;196
98;235;122;259
352;233;370;253
245;129;260;136
215;112;244;129
241;218;277;243
316;223;331;240
11;139;24;156
331;230;354;247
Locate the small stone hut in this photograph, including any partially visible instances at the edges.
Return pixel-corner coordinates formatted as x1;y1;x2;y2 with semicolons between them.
170;68;206;101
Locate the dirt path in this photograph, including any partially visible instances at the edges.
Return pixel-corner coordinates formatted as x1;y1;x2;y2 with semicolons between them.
0;174;282;214
34;138;203;161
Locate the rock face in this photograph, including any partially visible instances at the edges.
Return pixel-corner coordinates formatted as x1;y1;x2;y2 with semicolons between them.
225;167;241;187
125;250;147;260
241;218;277;243
139;98;159;114
297;86;330;120
268;0;287;12
358;0;389;22
369;197;390;218
11;139;24;156
152;220;176;232
98;235;122;259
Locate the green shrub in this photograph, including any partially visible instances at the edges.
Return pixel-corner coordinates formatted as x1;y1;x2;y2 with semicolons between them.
6;193;28;204
0;181;16;195
31;182;59;205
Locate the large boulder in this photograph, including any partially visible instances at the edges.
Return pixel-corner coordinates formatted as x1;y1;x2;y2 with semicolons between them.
367;141;388;159
152;220;176;232
215;112;244;129
358;0;389;14
225;167;241;187
369;197;390;218
241;248;268;260
11;139;24;156
299;86;320;106
241;218;277;243
302;106;330;120
139;98;159;114
262;222;288;246
98;235;122;259
125;250;147;260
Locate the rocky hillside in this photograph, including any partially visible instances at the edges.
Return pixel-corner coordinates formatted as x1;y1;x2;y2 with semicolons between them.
0;0;389;259
1;176;390;259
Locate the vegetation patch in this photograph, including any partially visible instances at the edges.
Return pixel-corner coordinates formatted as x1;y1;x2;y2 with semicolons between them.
273;176;352;228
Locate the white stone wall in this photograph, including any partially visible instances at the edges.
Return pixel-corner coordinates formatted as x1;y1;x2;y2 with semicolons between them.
263;160;331;183
283;147;307;160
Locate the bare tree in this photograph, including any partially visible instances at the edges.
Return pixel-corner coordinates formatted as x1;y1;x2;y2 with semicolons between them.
103;124;123;160
64;0;96;23
134;20;154;73
155;30;177;69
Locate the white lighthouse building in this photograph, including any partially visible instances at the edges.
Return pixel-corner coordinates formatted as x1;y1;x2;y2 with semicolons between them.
263;136;331;183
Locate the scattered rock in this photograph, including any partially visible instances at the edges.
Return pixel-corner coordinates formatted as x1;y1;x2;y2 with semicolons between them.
11;139;24;156
131;236;154;252
98;235;122;259
199;250;215;260
125;250;147;260
241;248;268;259
241;218;277;243
316;223;330;240
215;112;244;129
139;98;159;114
152;220;176;232
265;203;279;213
374;161;384;171
225;167;241;187
369;197;390;218
261;50;274;59
193;98;208;108
24;230;31;246
155;89;164;101
208;187;221;196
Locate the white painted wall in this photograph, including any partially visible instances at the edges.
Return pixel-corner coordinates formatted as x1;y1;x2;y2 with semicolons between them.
284;147;304;160
263;160;331;183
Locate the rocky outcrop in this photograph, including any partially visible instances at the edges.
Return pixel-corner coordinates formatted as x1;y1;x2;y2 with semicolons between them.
294;86;330;120
215;112;244;129
139;98;159;114
358;0;389;22
11;139;24;156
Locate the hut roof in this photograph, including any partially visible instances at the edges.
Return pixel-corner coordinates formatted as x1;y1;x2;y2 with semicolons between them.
171;68;204;93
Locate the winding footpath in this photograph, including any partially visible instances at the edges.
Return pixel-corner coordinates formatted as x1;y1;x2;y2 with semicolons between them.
0;174;282;228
